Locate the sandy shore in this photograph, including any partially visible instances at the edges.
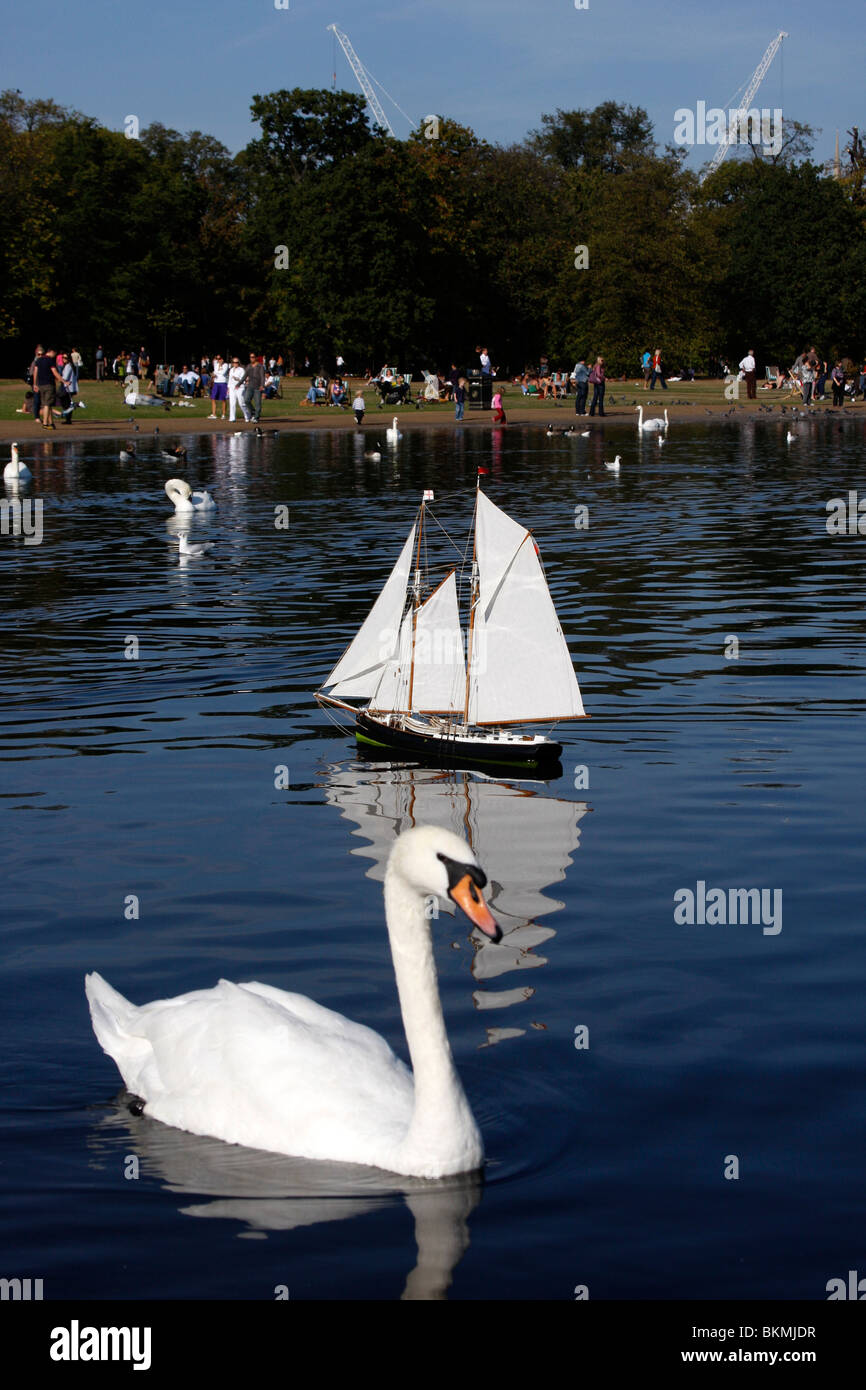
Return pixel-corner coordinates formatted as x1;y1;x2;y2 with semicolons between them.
2;393;863;445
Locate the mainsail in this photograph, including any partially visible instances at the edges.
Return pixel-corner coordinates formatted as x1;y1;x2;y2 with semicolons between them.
468;491;585;726
322;525;416;700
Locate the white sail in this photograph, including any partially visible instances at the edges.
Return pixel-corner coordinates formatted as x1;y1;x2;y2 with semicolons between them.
322;525;416;700
411;572;466;713
369;610;412;712
468;491;584;725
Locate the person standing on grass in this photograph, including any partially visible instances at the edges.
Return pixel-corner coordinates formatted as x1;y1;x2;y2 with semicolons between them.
454;377;467;421
95;345;105;380
649;346;667;390
209;354;229;420
33;347;63;429
491;387;506;424
800;357;815;407
588;356;606;416
739;348;757;400
572;356;589;415
228;356;249;422
353;389;365;426
831;361;845;407
243;353;265;423
641;348;652;389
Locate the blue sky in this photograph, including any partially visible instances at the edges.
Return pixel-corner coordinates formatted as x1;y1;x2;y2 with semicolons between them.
1;0;857;171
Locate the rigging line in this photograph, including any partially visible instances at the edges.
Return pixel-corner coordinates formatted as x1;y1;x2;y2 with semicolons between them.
424;507;467;562
365;67;416;129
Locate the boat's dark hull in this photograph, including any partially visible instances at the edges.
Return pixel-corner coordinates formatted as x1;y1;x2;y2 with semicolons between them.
354;712;563;772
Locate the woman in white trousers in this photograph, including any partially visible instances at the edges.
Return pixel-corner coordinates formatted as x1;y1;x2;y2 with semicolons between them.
228;359;250;422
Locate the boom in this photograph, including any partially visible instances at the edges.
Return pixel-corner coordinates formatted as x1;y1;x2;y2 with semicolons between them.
702;31;787;182
327;24;396;137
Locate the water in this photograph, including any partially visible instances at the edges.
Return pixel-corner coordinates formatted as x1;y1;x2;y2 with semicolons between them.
2;418;864;1300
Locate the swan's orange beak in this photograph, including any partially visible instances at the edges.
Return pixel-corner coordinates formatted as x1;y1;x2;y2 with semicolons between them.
449;873;502;942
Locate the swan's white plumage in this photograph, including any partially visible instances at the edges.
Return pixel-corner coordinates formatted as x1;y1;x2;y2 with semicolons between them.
86;825;497;1179
385;416;402;443
4;443;31;482
165;477;215;513
636;406;668;432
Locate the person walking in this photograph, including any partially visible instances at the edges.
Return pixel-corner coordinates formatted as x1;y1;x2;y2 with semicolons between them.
588;356;606;416
243;353;265;423
649;346;667;390
209;354;229;419
572;356;589;415
32;347;63;429
831;361;846;407
641;348;652;389
491;388;506;424
352;388;365;426
228;357;249;422
739;348;757;400
454;377;466;421
95;344;105;381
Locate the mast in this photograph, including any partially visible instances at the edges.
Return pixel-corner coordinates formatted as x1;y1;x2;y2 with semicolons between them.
406;494;426;713
462;477;481;728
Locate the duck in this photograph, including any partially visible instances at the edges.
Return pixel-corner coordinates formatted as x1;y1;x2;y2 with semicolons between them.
604;455;622;471
545;424;556;438
161;445;187;463
580;430;590;437
636;406;668;432
363;444;383;461
562;425;575;437
164;478;216;513
4;443;31;483
177;534;214;557
85;825;502;1178
385;416;403;444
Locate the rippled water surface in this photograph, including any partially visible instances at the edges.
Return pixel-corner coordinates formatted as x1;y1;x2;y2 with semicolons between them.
2;419;864;1299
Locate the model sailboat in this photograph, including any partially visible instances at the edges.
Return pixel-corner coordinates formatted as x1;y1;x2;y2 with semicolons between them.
316;484;587;769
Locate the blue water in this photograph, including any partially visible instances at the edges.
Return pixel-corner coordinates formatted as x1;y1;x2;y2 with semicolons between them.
2;417;864;1299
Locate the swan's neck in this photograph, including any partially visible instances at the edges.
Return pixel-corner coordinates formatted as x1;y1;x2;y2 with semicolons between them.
385;873;480;1170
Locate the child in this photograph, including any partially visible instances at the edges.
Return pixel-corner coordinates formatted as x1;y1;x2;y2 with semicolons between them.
353;389;365;426
491;388;506;425
454;377;466;421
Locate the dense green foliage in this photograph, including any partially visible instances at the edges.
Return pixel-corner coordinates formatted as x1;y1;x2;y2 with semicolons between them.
1;87;863;375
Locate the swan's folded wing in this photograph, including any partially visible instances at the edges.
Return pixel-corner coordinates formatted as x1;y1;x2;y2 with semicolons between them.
235;980;400;1059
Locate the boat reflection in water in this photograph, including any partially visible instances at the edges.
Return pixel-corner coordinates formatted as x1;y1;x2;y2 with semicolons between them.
323;757;588;1045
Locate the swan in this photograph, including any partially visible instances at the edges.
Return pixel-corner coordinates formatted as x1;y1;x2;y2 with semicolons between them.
604;455;621;472
4;443;31;483
85;825;501;1179
177;534;214;557
165;478;216;514
636;406;668;432
386;417;402;443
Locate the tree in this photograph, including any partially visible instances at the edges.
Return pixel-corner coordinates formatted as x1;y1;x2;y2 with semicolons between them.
530;102;655;174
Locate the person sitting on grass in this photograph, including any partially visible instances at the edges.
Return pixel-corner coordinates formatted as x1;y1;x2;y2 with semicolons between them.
16;390;36;416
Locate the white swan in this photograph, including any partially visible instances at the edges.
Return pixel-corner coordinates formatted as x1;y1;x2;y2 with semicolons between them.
4;443;31;483
165;478;216;514
386;416;402;443
604;455;621;472
85;825;501;1179
636;406;668;432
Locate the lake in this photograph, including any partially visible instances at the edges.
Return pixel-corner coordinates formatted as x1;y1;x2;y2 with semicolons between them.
2;416;864;1300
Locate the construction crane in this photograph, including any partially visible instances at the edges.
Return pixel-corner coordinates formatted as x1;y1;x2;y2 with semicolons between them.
327;24;396;138
701;31;787;183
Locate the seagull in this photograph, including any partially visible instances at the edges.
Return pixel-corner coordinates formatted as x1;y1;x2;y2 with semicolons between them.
177;534;214;557
4;442;31;482
604;455;622;471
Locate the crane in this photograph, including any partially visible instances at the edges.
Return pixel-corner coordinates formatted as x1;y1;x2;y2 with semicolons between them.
327;24;396;138
701;31;787;183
